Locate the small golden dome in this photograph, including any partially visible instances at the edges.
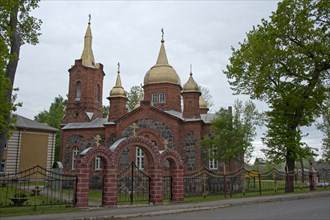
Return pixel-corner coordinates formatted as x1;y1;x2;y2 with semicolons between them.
183;73;199;93
110;63;126;98
144;31;181;86
199;96;208;109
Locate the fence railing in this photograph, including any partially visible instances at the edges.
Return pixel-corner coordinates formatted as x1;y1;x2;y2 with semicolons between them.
184;167;330;198
0;165;76;208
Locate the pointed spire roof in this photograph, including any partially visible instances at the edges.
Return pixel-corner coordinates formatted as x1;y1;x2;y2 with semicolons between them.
81;15;96;68
183;65;200;93
110;63;126;98
144;29;181;86
156;28;169;65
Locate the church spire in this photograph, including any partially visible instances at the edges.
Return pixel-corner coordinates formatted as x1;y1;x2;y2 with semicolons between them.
156;28;169;65
81;14;96;68
115;62;123;88
109;62;126;98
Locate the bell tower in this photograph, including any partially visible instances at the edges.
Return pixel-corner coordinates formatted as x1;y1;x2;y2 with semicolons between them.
63;17;105;124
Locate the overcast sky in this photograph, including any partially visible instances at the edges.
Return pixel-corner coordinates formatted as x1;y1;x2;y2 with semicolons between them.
14;0;324;161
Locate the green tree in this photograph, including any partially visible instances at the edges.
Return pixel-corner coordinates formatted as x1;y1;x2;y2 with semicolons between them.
35;95;67;161
126;85;143;112
103;105;109;118
317;99;330;163
224;0;330;192
199;86;214;109
0;0;42;162
201;99;259;168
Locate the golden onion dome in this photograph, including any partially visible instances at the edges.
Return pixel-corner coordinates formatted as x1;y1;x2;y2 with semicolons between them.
144;31;181;86
199;96;208;109
110;63;126;98
182;73;200;93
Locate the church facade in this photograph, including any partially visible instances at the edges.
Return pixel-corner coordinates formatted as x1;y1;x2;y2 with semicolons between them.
60;21;241;176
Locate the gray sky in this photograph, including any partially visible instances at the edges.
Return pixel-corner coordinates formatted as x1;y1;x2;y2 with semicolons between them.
14;0;323;162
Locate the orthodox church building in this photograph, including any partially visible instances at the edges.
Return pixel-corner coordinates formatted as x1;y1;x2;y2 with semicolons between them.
60;21;241;174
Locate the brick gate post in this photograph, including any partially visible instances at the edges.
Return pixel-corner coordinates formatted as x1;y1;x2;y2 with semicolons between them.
309;164;318;191
171;167;184;201
102;168;117;206
150;167;163;204
75;163;90;208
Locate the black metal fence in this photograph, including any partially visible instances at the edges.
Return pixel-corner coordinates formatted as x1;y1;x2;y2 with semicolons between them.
184;167;330;198
117;162;150;204
1;165;328;208
0;165;76;208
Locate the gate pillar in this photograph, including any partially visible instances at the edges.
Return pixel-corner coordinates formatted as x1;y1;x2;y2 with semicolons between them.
150;167;163;204
75;161;90;207
103;168;117;206
171;167;184;201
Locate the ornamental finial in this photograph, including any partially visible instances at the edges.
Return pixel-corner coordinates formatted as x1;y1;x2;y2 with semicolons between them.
161;28;164;43
88;14;91;24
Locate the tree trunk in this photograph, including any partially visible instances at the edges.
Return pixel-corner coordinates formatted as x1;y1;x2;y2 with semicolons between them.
285;150;295;193
0;4;20;164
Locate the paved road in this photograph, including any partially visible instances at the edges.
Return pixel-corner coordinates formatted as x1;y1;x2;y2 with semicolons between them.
133;196;330;220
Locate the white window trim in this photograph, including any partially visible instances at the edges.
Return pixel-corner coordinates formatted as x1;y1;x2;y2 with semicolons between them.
136;147;144;170
152;93;158;105
72;147;79;170
95;156;101;171
209;147;218;170
159;93;165;103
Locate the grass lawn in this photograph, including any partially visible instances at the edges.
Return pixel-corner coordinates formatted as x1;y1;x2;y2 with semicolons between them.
1;187;329;217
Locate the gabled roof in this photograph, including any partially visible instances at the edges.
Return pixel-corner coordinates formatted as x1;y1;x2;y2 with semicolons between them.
62;118;108;130
165;110;217;123
15;115;58;132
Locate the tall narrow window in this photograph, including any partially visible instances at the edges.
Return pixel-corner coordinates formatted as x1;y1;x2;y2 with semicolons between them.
72;147;79;170
209;146;218;170
95;157;101;171
152;93;158;105
96;84;101;102
159;93;165;103
136;147;144;170
75;81;81;101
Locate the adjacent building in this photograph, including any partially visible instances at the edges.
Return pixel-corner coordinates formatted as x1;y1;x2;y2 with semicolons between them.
1;115;58;173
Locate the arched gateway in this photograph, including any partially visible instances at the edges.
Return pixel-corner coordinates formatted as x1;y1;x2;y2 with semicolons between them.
75;136;184;207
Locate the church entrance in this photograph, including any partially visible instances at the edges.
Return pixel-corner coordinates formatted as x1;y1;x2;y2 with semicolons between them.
117;162;150;205
75;136;184;207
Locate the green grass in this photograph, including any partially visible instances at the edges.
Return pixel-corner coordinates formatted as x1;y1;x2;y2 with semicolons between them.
1;186;329;217
0;205;77;217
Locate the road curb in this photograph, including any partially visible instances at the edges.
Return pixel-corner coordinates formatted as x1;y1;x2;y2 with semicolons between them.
110;191;330;220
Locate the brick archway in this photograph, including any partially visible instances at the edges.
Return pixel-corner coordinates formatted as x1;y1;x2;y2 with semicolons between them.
75;136;184;207
160;149;184;201
75;146;113;207
111;136;163;204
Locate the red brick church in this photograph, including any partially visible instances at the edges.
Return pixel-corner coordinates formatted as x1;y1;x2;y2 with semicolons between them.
60;21;241;176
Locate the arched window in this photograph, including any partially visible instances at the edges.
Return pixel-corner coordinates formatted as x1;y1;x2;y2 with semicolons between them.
209;146;218;170
152;93;158;105
136;147;144;170
95;157;101;171
96;84;101;102
72;147;79;170
75;81;81;101
159;93;165;103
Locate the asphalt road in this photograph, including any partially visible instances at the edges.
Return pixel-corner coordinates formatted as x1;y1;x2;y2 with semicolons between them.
132;196;330;220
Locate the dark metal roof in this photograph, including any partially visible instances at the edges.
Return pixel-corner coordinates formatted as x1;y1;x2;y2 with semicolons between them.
62;118;108;130
15;115;58;132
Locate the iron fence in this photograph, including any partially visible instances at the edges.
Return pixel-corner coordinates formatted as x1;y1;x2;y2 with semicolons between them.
117;162;150;204
184;167;330;198
0;165;76;208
